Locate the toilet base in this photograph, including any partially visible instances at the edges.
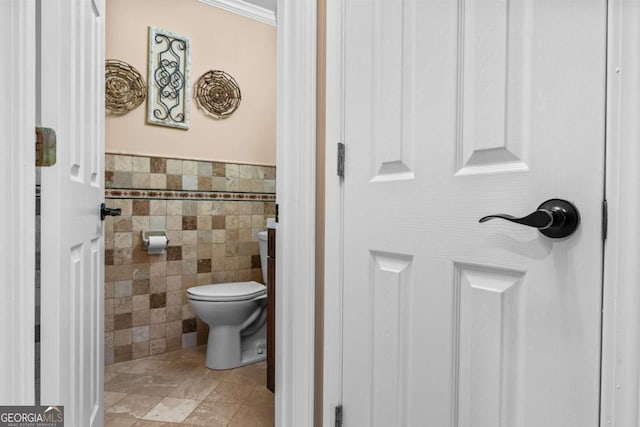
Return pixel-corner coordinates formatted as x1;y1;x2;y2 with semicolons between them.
205;353;266;370
238;348;266;368
204;326;267;370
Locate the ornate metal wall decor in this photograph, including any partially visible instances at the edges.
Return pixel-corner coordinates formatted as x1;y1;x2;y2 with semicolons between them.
105;59;146;114
194;70;242;119
147;27;191;129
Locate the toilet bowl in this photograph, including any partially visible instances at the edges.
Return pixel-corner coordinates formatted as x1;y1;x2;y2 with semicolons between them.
187;230;269;370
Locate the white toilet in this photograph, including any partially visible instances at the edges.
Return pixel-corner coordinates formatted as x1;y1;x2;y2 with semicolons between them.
187;230;269;370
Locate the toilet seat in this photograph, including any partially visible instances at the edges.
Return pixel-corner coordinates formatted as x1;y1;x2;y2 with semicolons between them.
187;281;266;302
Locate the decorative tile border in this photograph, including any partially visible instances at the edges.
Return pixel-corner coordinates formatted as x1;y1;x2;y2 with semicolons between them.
106;188;276;201
106;153;276;194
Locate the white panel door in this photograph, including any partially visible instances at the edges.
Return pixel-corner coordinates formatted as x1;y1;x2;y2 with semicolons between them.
39;1;105;426
341;1;606;426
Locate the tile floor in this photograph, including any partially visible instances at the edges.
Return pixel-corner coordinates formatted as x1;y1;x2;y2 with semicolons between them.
104;346;274;426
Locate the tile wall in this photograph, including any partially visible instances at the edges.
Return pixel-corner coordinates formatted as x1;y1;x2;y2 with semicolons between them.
104;153;275;364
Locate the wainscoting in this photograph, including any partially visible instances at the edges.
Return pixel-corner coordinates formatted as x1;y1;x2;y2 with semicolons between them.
104;153;275;364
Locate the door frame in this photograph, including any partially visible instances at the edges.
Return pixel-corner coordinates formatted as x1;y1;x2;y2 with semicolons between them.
600;0;640;424
0;0;36;405
276;0;318;425
321;0;344;425
320;1;640;427
0;0;322;419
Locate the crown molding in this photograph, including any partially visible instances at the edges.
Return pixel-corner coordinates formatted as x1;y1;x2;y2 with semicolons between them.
199;0;276;26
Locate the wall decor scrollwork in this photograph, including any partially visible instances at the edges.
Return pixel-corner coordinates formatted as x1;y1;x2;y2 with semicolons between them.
147;27;191;130
105;59;146;114
194;70;242;119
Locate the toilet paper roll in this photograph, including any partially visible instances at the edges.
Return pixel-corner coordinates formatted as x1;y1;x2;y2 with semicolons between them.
147;235;168;255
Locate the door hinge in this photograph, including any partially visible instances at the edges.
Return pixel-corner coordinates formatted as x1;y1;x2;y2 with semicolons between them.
602;199;608;241
275;203;279;223
35;127;57;167
337;142;345;179
335;404;343;427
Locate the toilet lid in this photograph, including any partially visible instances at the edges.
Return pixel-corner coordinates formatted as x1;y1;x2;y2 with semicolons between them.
187;281;266;302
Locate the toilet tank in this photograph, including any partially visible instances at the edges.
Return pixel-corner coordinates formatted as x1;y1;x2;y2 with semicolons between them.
257;230;268;283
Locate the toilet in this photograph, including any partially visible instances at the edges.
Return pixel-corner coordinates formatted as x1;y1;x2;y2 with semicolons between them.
187;230;269;370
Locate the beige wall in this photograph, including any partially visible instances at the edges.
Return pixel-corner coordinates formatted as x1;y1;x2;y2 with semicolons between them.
106;0;276;165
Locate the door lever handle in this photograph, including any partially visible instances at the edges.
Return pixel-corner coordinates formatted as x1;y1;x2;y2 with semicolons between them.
479;210;554;229
100;203;121;221
479;198;580;239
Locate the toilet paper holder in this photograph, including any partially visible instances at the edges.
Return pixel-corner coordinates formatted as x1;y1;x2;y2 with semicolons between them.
142;230;170;248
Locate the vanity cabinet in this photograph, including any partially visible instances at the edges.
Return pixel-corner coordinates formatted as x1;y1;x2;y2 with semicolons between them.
267;228;276;393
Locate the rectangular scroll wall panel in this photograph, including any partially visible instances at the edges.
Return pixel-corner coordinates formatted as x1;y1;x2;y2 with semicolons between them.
369;251;414;427
369;0;415;183
453;262;525;427
457;0;529;175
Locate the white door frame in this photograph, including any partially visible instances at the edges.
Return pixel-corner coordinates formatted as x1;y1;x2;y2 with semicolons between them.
321;0;344;425
0;0;36;405
276;0;318;425
0;0;323;417
320;1;640;427
600;0;640;425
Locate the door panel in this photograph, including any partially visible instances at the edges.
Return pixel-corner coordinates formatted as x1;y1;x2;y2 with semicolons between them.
459;0;530;173
367;0;415;182
40;1;105;425
369;0;415;182
341;1;606;426
368;251;413;426
455;263;525;427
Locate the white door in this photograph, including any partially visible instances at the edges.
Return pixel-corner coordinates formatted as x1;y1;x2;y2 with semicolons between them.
341;1;606;426
39;1;105;426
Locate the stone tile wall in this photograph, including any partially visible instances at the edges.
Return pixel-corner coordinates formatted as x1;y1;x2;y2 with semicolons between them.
104;153;275;364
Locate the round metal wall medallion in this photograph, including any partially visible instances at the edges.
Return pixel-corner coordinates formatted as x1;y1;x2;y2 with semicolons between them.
194;70;241;119
105;59;146;114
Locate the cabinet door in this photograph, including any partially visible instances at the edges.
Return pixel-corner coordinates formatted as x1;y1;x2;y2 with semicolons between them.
267;228;276;393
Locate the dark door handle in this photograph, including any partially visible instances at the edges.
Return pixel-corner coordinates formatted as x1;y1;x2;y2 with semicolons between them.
100;203;121;221
479;198;580;238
